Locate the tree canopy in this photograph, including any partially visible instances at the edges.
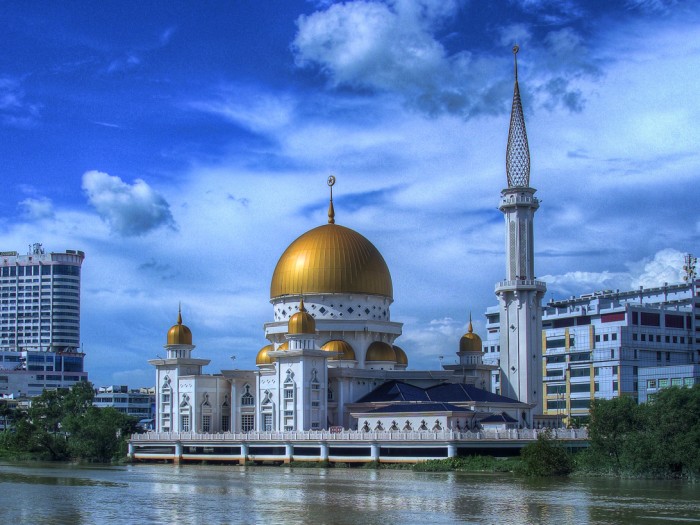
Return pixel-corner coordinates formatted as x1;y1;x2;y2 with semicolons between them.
0;381;138;462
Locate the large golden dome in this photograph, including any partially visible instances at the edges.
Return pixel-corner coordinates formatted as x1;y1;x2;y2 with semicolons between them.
270;223;393;299
167;308;192;345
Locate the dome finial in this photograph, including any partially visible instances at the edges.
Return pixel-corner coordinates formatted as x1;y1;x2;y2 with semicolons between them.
177;302;183;325
468;311;473;334
327;175;336;224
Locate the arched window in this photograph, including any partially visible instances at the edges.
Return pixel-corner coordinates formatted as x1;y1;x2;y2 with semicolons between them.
241;384;254;406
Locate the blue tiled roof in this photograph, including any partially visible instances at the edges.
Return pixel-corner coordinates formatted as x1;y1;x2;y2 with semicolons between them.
479;412;518;423
364;402;473;414
357;381;521;405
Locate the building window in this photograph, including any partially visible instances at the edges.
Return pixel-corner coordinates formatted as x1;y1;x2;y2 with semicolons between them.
671;378;682;387
612;381;618;392
241;414;254;432
647;379;657;388
632;334;638;341
202;415;211;433
241;384;254;406
284;389;294;399
221;414;230;432
659;379;669;388
611;333;617;341
603;334;609;342
684;377;695;387
181;415;190;432
641;334;646;342
263;414;273;431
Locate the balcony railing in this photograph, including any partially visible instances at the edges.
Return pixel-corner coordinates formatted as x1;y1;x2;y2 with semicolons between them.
131;428;588;443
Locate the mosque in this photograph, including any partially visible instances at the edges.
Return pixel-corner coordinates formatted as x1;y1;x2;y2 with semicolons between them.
148;47;552;439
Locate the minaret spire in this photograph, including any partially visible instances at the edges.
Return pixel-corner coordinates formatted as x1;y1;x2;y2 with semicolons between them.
506;44;530;188
327;175;336;224
177;302;182;325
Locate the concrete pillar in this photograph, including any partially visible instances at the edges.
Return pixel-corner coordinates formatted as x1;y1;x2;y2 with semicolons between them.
320;442;329;462
174;442;183;464
447;443;457;458
127;442;135;459
285;443;293;464
240;443;249;465
370;442;380;462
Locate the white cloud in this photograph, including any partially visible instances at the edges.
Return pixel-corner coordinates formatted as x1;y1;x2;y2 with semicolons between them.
82;170;177;236
292;0;601;117
541;249;689;298
190;87;295;133
0;77;41;127
18;197;54;220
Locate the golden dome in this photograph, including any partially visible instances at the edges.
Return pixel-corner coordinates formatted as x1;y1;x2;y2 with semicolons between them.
366;341;396;362
256;344;274;365
393;345;408;366
459;318;483;353
321;340;356;360
270;223;393;299
288;298;316;335
278;341;289;350
167;307;192;345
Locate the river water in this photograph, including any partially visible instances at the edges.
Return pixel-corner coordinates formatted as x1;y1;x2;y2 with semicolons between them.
0;461;698;524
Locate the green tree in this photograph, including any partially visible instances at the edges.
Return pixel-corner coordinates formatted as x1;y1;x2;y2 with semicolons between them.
520;430;573;476
586;395;641;472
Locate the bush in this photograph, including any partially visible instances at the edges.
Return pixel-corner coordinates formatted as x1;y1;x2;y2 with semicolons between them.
519;430;573;477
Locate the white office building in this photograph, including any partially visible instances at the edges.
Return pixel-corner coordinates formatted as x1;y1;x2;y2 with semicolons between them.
0;244;87;398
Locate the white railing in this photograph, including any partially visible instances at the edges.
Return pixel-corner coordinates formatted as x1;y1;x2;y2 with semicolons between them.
131;428;587;443
496;279;547;290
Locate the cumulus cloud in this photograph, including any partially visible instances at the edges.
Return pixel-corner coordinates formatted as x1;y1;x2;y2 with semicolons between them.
82;170;176;236
292;0;600;118
541;249;689;298
18;197;55;220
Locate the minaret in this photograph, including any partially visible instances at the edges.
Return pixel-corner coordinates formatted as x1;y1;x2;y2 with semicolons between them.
149;306;210;433
496;46;547;422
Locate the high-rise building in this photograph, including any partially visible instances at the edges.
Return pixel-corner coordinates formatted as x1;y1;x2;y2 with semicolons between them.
484;279;700;423
0;243;87;398
495;46;546;419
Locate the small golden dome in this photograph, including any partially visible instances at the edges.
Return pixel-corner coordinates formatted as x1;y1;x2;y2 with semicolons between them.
167;307;192;345
321;340;356;361
270;223;393;299
278;341;289;351
288;298;316;335
393;345;408;366
256;344;274;365
366;341;396;362
459;317;483;353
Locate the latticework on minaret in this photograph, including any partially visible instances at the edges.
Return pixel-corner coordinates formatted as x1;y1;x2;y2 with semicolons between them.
506;46;530;188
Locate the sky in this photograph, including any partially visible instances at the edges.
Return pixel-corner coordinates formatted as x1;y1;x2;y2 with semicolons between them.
1;0;698;386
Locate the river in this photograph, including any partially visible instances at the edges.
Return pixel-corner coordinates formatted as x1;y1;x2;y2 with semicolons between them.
0;461;698;524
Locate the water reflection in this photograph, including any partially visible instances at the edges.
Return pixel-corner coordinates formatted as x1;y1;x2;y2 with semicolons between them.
1;461;698;525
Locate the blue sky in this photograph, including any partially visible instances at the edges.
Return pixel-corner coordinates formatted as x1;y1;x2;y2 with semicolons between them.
1;0;698;386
